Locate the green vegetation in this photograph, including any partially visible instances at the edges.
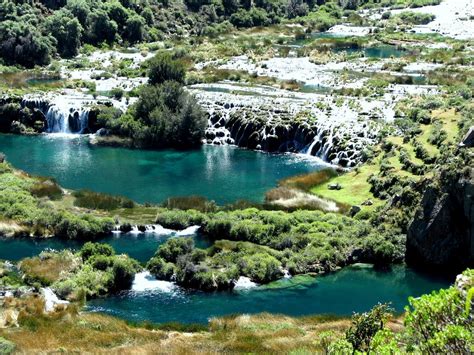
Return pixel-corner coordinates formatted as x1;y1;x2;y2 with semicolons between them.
73;190;135;210
0;0;441;68
150;208;405;288
0;160;114;239
20;243;140;300
96;52;207;149
0;268;470;353
392;11;435;25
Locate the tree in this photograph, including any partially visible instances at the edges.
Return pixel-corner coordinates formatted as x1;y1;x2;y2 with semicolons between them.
86;9;118;45
132;82;207;149
105;1;130;30
45;9;83;57
287;0;309;19
66;0;91;27
147;52;186;85
124;14;145;44
0;21;54;67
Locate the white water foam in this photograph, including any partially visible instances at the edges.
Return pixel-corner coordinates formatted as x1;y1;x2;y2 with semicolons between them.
234;276;258;290
176;225;201;236
128;224;200;236
131;271;175;292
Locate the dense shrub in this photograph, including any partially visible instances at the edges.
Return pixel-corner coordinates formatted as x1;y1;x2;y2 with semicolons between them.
152;208;406;288
54;243;140;299
427;122;448;147
147;52;186;85
345;303;391;352
0;21;54;67
403;269;474;353
156;237;195;263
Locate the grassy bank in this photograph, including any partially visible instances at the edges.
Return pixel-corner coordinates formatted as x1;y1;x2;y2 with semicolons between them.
0;268;471;353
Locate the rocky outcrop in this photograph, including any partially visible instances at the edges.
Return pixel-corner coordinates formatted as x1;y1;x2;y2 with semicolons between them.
194;87;384;167
407;166;474;272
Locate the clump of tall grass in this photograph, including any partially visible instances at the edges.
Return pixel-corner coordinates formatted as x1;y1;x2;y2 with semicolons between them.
161;195;217;213
279;168;338;191
73;190;135;210
29;177;63;200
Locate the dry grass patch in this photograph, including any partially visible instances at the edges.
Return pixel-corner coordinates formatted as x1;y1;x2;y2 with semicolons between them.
19;251;81;286
0;311;407;353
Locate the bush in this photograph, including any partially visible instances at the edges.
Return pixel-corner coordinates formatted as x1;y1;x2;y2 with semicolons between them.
396;11;435;25
427;122;447;147
0;337;15;355
112;257;140;290
147;257;176;280
80;242;115;262
239;252;282;283
29;178;63;200
156;237;195;263
345;303;392;352
110;88;124;100
403;269;474;353
147;52;186;85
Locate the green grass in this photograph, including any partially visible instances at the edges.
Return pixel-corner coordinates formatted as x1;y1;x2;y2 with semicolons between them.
310;164;382;208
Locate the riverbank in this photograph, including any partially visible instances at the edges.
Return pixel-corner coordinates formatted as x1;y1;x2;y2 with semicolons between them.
0;269;470;353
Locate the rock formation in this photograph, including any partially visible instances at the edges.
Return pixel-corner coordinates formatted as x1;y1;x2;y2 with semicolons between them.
407;165;474;272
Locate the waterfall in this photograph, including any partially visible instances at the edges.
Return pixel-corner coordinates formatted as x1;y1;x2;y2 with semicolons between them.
234;276;258;289
21;97;90;134
45;106;90;134
126;224;200;236
131;271;176;292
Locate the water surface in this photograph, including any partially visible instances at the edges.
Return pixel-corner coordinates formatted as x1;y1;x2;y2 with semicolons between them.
0;232;211;263
87;265;451;324
0;134;324;204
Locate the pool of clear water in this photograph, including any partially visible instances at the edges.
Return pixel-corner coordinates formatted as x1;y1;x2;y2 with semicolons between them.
87;264;451;324
0;134;325;204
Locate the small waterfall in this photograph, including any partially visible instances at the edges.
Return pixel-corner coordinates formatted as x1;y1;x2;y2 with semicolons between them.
305;130;323;155
234;276;258;290
45;106;90;134
126;224;200;236
21;97;90;134
131;271;175;292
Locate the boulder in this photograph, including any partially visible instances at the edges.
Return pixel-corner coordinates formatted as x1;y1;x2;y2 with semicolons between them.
407;167;474;272
349;205;361;217
328;183;342;190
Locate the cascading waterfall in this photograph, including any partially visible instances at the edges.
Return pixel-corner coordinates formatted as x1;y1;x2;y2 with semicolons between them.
21;97;90;134
45;106;90;134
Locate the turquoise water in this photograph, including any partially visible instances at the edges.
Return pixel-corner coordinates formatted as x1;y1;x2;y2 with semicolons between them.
87;265;451;324
0;134;451;325
0;232;211;263
0;134;325;204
